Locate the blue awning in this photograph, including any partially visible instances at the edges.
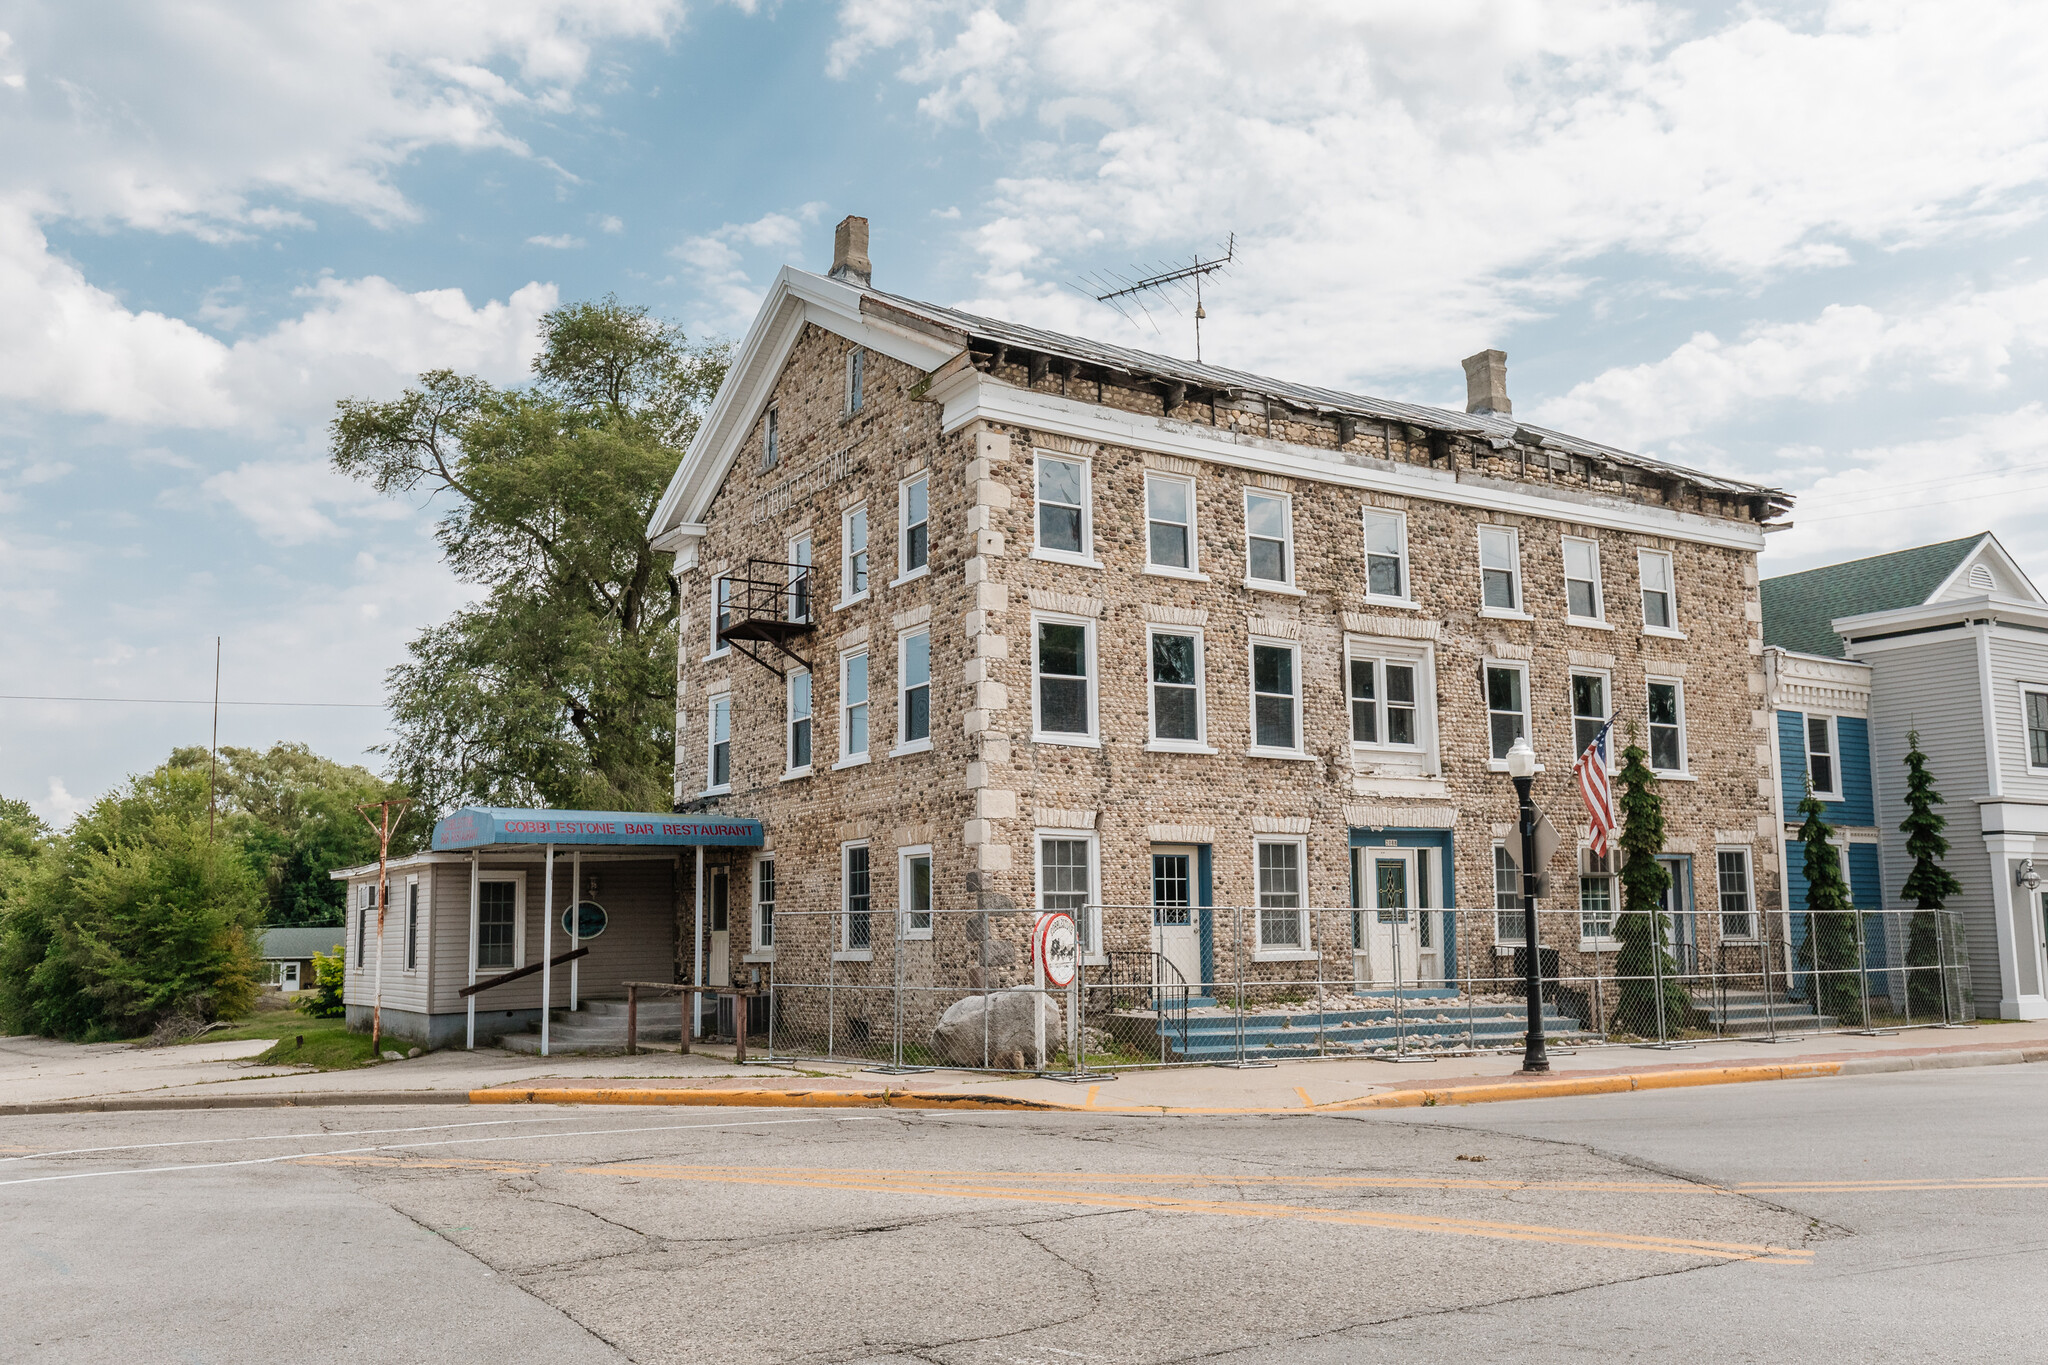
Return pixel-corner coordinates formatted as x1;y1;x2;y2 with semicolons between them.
431;807;764;851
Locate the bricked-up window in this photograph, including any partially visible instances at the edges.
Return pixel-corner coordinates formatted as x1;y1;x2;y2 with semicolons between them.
1249;641;1301;753
1647;679;1687;774
1562;537;1603;621
842;505;870;603
1146;473;1196;572
1639;549;1677;632
787;670;814;772
1256;840;1305;949
712;576;732;656
1349;657;1418;747
842;844;871;951
1362;509;1408;600
898;475;929;578
1035;618;1096;742
761;406;779;471
404;879;420;972
1035;453;1092;560
1245;490;1293;586
754;858;775;949
1805;714;1838;798
839;651;870;764
1478;525;1521;612
1039;836;1098;955
1148;628;1205;748
1717;848;1755;940
707;693;731;791
902;848;933;937
1571;672;1608;761
1485;663;1528;761
787;534;812;622
476;878;517;971
898;630;931;751
1580;847;1615;944
1493;845;1525;944
845;348;864;414
2027;692;2048;770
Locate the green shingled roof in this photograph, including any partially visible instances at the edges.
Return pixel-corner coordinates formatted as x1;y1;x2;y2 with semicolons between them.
1761;534;1986;658
260;926;346;961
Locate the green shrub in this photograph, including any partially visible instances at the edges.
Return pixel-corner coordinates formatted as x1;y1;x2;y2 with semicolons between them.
297;947;347;1019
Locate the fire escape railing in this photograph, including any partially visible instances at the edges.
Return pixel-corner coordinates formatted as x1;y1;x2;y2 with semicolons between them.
718;559;816;677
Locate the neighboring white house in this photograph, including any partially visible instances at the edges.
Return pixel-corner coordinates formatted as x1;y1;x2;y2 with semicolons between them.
258;926;344;994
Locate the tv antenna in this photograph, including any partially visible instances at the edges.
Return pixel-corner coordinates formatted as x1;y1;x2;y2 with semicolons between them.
1074;234;1235;364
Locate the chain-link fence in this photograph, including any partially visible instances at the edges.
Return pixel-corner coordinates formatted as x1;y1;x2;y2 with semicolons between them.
743;904;1973;1073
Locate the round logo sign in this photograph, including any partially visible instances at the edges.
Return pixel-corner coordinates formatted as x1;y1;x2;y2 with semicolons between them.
1036;911;1078;988
560;901;608;941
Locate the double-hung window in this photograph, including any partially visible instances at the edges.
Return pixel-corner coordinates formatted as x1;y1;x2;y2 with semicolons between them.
898;475;929;581
761;406;779;472
711;577;732;656
897;630;931;753
1579;848;1616;944
838;651;869;765
1562;537;1603;622
1717;848;1755;939
476;877;518;971
1038;835;1098;957
1647;679;1687;774
1805;714;1839;798
787;534;812;623
1570;672;1608;761
1146;472;1198;574
1256;840;1306;951
841;506;869;605
787;670;813;774
1493;845;1524;945
841;844;871;953
1245;490;1294;589
1484;663;1528;762
1034;616;1096;743
1250;639;1301;755
2027;690;2048;770
1478;526;1522;612
1639;550;1678;633
404;879;420;972
845;348;864;414
1147;628;1207;750
902;847;933;938
356;882;373;968
706;693;731;792
1362;509;1408;602
1035;453;1092;562
753;858;775;951
1348;656;1419;747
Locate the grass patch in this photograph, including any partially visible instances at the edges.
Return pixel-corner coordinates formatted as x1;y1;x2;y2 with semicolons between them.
252;1025;382;1070
175;1006;317;1045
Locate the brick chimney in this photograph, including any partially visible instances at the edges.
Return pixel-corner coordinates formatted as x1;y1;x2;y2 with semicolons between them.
829;215;871;287
1462;349;1510;415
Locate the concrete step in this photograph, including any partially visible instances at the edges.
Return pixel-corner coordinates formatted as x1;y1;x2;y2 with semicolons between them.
567;999;684;1020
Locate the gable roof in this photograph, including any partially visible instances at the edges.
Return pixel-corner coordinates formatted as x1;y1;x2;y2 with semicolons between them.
260;926;346;961
1761;535;1986;658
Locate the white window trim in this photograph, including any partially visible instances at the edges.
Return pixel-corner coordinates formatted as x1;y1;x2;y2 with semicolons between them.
845;347;864;415
1035;828;1104;963
1561;535;1608;627
1144;623;1214;754
1243;487;1301;594
838;504;871;608
1143;470;1206;581
2017;683;2048;776
891;628;934;757
1491;843;1526;947
1715;845;1758;942
1803;711;1843;800
1567;668;1614;772
1577;844;1620;951
899;844;934;941
1483;659;1533;772
784;669;814;780
747;854;776;960
1031;611;1101;748
1031;450;1100;568
833;647;872;770
761;405;779;472
1252;835;1314;959
402;874;422;974
1477;524;1531;620
1247;635;1310;759
1638;548;1684;638
705;575;732;660
836;840;874;961
702;688;732;797
474;870;527;975
890;473;931;587
1646;675;1693;779
1360;507;1418;609
786;532;813;624
1344;640;1437;769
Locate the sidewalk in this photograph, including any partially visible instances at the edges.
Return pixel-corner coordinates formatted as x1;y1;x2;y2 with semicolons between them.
10;1020;2048;1116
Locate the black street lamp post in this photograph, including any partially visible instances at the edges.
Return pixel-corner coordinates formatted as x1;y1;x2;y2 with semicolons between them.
1506;735;1549;1074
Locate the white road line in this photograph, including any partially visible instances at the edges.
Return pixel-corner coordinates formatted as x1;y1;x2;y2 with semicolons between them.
0;1114;645;1164
0;1115;878;1189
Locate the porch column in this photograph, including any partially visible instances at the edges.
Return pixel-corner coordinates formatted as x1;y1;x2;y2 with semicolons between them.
466;853;479;1049
693;846;706;1038
570;847;581;1011
542;842;555;1056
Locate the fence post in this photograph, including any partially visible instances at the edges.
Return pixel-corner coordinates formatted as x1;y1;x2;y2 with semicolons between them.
1652;912;1669;1044
1854;911;1875;1033
1236;906;1247;1067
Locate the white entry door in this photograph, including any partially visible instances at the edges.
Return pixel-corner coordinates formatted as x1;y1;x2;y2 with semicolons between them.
279;961;301;992
1151;848;1201;991
1354;848;1420;991
708;866;731;988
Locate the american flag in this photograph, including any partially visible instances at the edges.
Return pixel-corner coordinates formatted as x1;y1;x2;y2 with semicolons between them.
1575;718;1618;858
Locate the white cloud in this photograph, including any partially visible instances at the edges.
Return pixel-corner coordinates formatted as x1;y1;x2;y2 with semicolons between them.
200;459;413;547
527;232;587;248
598;214;625;233
670;205;829;332
35;778;88;829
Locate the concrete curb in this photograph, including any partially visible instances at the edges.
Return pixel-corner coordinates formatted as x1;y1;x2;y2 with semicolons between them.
2;1090;477;1116
468;1086;1067;1111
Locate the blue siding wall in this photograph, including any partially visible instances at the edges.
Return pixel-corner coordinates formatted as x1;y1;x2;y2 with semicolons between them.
1785;839;1883;913
1778;710;1808;812
1778;709;1876;826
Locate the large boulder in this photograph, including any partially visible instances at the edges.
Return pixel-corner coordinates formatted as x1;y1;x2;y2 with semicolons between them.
930;988;1065;1069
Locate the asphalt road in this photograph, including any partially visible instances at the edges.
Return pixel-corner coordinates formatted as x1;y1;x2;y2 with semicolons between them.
3;1068;2045;1363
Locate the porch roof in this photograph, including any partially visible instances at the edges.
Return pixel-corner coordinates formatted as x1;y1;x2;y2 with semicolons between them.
430;807;764;852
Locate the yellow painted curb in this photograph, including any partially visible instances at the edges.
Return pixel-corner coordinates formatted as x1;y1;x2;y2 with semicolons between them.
468;1086;1071;1111
1320;1060;1845;1111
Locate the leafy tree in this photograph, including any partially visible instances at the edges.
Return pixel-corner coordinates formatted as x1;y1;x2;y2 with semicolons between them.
0;794;46;865
1899;730;1962;1019
298;946;348;1019
1795;784;1864;1023
331;298;729;813
1611;742;1691;1035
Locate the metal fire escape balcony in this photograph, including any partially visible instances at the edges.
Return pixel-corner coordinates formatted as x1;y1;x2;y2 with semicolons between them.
717;559;815;677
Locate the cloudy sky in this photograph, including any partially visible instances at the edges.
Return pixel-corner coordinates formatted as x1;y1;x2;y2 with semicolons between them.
2;0;2044;822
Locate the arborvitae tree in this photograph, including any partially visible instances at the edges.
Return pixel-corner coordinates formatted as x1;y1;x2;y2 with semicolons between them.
1899;730;1962;1019
1796;784;1863;1023
1611;742;1690;1035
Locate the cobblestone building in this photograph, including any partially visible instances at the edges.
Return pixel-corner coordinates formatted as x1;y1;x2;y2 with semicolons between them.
650;218;1793;1010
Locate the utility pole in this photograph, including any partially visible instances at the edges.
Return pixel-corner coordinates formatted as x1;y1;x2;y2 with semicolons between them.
358;798;412;1052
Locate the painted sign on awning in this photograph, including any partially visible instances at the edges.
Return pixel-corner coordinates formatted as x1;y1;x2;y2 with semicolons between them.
432;807;764;851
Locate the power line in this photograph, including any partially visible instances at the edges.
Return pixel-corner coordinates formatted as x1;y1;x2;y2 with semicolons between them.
1795;481;2048;524
0;694;386;709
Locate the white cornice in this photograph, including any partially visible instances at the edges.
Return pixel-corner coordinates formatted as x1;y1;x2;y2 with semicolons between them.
1836;593;2048;641
941;376;1765;552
